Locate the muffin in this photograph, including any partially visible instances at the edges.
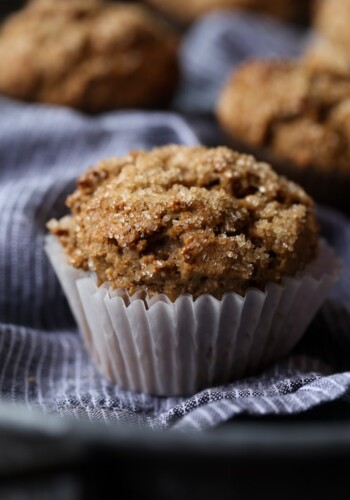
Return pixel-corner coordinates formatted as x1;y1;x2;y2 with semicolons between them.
304;0;350;79
143;0;310;25
313;0;350;52
46;145;338;395
216;60;350;212
303;0;350;79
0;0;178;112
303;38;350;79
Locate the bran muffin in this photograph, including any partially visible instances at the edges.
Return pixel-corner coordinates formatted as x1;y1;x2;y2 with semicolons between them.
216;60;350;211
143;0;310;24
48;145;318;301
45;145;337;395
0;0;178;112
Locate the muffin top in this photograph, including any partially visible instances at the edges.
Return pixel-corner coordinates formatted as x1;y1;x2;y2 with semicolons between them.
48;145;318;301
0;0;178;112
217;60;350;172
143;0;309;24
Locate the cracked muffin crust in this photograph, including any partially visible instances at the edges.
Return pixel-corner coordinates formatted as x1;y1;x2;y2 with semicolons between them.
143;0;309;24
0;0;178;112
216;60;350;173
47;145;318;301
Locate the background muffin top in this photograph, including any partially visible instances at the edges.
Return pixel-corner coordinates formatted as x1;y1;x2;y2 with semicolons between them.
0;0;178;112
48;145;318;301
303;0;350;79
217;60;350;173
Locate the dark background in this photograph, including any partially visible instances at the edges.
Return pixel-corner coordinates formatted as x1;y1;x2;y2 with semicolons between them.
0;0;24;17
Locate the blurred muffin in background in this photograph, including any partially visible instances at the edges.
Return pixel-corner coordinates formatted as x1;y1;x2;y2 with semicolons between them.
303;38;350;78
304;0;350;79
216;60;350;212
0;0;179;112
143;0;311;25
314;0;350;52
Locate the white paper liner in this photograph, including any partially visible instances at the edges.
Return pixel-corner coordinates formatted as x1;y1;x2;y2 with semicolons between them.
45;235;340;396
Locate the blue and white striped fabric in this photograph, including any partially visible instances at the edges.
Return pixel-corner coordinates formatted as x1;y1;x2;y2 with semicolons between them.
1;12;350;431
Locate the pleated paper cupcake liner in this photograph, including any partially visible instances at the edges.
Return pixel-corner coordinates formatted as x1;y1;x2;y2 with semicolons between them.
45;235;339;396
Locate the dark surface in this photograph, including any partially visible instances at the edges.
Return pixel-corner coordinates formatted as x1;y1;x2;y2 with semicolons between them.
1;405;350;499
0;1;24;19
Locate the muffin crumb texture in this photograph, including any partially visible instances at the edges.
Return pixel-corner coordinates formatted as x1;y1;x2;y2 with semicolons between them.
48;146;318;301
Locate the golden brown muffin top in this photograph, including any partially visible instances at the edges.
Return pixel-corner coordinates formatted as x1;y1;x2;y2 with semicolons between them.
48;145;318;301
0;0;178;112
217;60;350;172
